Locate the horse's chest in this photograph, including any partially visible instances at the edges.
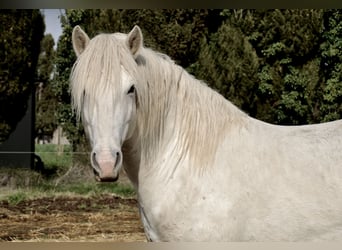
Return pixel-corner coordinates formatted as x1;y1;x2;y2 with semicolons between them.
138;204;160;241
138;196;188;241
137;185;232;241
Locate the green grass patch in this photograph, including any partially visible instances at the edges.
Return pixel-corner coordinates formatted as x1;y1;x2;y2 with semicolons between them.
0;181;136;203
6;191;28;205
39;181;136;197
1;145;136;203
35;144;72;170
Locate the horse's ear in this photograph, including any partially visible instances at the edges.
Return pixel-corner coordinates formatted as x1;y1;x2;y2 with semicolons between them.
72;25;90;57
126;25;143;57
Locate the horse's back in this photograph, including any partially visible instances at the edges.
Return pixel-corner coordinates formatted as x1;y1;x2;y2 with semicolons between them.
206;118;342;240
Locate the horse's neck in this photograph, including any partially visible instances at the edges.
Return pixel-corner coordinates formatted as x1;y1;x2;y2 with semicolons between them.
135;62;247;180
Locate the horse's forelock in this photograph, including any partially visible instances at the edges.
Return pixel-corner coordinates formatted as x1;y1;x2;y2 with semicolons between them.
70;33;138;120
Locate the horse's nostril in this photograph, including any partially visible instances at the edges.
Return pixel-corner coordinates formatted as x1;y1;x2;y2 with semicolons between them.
115;151;123;168
91;152;98;166
93;168;99;176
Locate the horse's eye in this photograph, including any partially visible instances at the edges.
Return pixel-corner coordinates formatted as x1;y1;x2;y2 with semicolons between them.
127;85;135;95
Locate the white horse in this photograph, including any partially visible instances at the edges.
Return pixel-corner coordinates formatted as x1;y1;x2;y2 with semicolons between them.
70;25;342;241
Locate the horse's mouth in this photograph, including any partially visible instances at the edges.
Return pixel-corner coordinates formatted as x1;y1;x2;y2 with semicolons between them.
95;175;119;182
93;168;119;182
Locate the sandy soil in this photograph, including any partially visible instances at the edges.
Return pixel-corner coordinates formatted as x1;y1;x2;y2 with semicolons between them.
0;194;146;242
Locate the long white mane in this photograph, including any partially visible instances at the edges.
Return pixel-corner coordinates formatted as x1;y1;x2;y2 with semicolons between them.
71;32;248;170
136;45;250;169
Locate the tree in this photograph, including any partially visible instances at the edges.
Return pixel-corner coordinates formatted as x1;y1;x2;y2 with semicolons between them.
35;34;58;140
0;10;44;142
320;9;342;122
193;22;260;117
52;10;85;151
66;9;223;69
220;9;324;124
126;9;223;69
259;10;323;124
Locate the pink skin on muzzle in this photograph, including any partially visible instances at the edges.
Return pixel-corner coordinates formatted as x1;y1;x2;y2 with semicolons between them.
92;150;121;182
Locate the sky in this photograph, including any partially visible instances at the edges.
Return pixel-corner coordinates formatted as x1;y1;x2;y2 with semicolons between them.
40;9;65;48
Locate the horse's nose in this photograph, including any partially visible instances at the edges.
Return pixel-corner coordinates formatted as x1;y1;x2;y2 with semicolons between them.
91;149;122;182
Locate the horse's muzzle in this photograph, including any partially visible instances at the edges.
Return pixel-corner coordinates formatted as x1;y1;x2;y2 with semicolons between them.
91;150;122;182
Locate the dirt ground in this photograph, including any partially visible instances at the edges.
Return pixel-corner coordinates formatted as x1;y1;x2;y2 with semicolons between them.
0;194;146;242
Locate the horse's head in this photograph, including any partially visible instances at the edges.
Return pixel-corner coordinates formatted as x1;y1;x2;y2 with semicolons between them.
71;25;143;182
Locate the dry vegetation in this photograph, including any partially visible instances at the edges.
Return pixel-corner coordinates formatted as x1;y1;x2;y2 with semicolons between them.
0;158;146;242
0;194;146;242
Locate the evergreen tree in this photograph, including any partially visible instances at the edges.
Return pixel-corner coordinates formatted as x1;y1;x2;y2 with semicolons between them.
66;9;223;69
194;23;260;116
0;10;44;142
35;34;57;140
130;9;223;69
320;9;342;122
52;10;85;152
223;9;324;124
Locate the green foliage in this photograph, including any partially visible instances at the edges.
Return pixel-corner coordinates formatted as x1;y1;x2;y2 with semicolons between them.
36;34;58;138
7;191;28;205
52;182;136;197
51;9;342;156
218;9;326;124
320;10;342;122
234;10;323;64
137;9;222;68
0;10;44;142
52;10;85;155
35;144;72;170
275;60;322;124
37;34;55;83
257;10;322;124
2;182;135;201
194;22;259;116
